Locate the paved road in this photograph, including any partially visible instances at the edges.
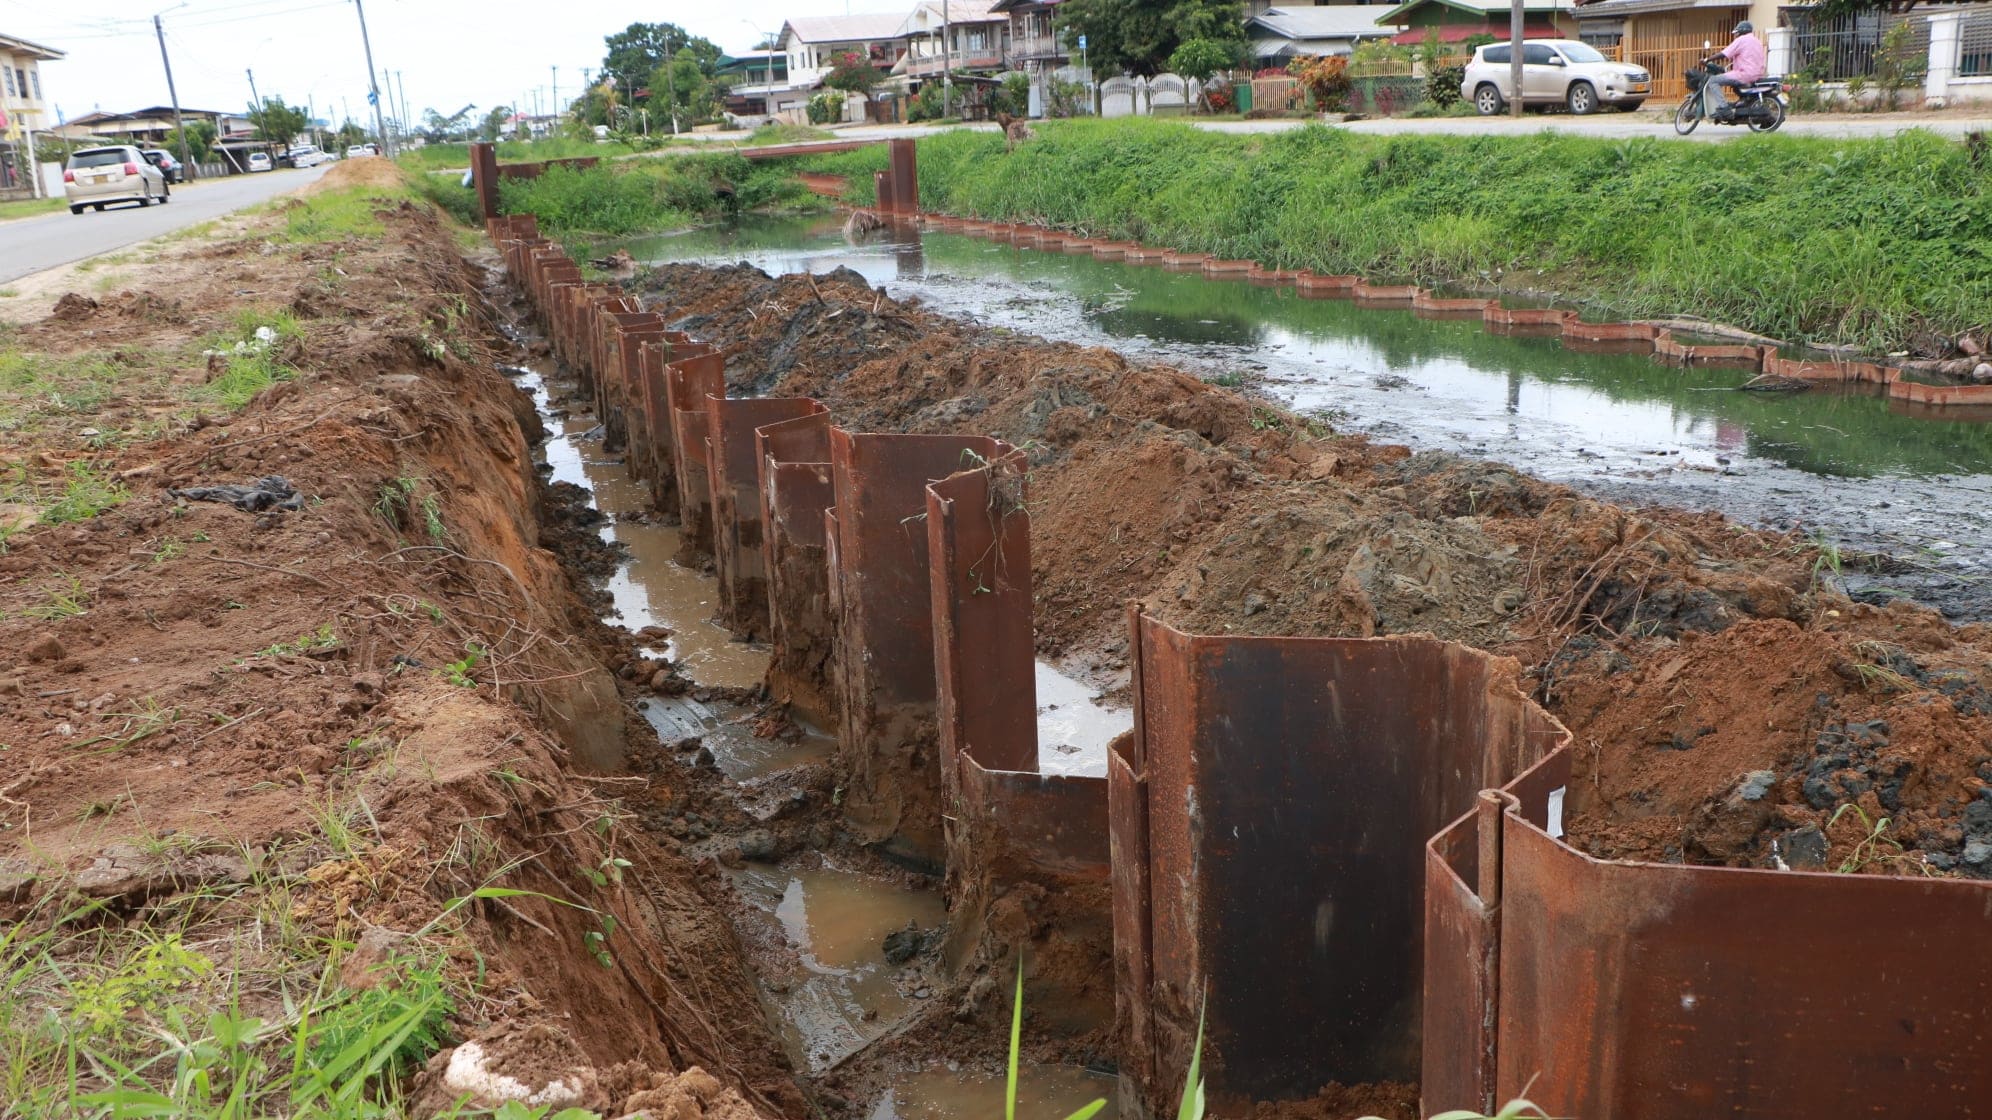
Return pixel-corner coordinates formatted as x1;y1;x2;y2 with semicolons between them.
0;165;331;285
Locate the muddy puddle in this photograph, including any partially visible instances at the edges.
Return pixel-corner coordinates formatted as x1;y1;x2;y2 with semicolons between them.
607;217;1992;621
1035;661;1130;778
869;1066;1117;1120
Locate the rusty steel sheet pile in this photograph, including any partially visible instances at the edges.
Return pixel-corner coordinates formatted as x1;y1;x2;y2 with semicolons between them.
665;350;725;555
826;429;1001;863
757;411;838;728
706;396;828;640
1425;746;1992;1119
925;452;1111;887
1113;610;1563;1117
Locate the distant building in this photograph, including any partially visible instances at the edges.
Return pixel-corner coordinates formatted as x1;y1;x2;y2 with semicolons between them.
1;31;64;197
893;0;1010;79
58;106;255;146
779;12;910;89
993;0;1067;73
1248;5;1406;64
1372;0;1577;45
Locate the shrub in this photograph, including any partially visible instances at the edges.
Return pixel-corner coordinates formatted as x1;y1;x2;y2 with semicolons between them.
806;91;847;125
1291;55;1352;112
1426;63;1466;108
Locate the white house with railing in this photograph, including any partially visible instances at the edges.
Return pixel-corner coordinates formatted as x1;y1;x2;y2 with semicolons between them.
894;0;1011;79
779;13;910;89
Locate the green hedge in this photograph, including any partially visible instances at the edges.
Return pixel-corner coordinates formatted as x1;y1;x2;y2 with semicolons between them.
804;119;1992;350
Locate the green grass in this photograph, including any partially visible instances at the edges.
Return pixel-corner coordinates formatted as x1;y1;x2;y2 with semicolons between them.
196;309;302;409
0;196;64;223
394;136;639;173
803;119;1992;352
746;123;835;146
276;189;397;243
496;154;820;236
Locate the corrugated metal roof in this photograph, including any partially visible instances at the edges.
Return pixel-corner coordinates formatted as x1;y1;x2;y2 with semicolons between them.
0;32;67;60
1248;5;1406;38
1573;0;1742;18
781;12;910;44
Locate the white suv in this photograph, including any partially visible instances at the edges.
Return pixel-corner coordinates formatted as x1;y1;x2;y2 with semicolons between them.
1462;39;1652;115
287;144;330;168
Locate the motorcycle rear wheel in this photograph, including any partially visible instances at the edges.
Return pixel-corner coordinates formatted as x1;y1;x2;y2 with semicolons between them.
1673;96;1701;135
1748;97;1786;132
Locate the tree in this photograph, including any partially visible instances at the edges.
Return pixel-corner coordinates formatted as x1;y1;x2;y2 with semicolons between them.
1168;37;1237;108
163;119;217;160
479;105;515;141
824;50;884;93
245;96;308;146
601;22;721;94
1056;0;1246;77
422;106;476;142
333;121;368;148
653;47;715;131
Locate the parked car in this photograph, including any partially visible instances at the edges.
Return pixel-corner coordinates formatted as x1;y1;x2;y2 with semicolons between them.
1463;39;1652;115
287;144;331;168
141;148;183;184
345;144;375;159
62;145;169;214
247;152;273;172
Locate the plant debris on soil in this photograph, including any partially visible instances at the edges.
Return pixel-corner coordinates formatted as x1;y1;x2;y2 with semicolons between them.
637;260;1992;885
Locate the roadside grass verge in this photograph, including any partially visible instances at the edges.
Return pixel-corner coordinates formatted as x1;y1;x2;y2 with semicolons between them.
0;197;65;222
747;123;834;146
495;154;821;236
803;119;1992;352
395;137;638;173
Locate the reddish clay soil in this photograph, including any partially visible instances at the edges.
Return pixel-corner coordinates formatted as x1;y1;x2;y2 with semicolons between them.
640;261;1992;882
0;184;797;1116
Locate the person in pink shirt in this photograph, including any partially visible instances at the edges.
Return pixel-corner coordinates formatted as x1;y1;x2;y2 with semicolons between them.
1705;21;1768;117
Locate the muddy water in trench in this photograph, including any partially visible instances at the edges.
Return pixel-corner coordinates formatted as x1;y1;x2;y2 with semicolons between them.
508;357;1119;1109
609;216;1992;621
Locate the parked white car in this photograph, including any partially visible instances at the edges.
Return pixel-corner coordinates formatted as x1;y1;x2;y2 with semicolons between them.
345;144;375;159
247;152;273;172
1462;39;1653;115
287;144;331;168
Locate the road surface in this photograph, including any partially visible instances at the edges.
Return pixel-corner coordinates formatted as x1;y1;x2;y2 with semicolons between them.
0;165;332;285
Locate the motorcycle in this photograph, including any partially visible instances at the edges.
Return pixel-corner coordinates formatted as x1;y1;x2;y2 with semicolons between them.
1674;52;1787;134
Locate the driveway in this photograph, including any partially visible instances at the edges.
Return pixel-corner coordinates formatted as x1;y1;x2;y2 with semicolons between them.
0;165;332;285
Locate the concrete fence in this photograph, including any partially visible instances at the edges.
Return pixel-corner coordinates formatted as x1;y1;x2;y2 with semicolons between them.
1769;6;1992;107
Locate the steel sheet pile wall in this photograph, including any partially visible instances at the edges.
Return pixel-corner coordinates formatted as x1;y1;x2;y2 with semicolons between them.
1424;747;1992;1118
484;196;1992;1117
1110;612;1565;1117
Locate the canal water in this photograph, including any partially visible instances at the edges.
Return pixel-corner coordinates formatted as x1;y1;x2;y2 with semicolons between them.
605;216;1992;621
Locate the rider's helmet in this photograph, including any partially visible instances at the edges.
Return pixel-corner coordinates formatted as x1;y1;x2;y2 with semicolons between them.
1734;20;1755;33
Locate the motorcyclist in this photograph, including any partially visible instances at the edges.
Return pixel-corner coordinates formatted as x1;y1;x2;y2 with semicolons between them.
1704;20;1767;119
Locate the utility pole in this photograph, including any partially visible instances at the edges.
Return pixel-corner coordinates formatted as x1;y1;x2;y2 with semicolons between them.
941;0;953;118
551;65;559;129
1509;0;1524;118
246;67;261;109
396;70;410;141
352;0;392;157
154;15;195;180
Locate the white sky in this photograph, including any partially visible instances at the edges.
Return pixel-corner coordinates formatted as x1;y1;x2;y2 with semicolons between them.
3;0;877;127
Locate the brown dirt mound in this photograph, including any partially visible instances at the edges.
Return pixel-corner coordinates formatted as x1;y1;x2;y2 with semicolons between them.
305;152;413;194
637;260;1992;881
0;206;795;1114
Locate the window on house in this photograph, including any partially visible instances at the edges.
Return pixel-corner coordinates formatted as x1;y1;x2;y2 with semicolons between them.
31;68;41;99
4;67;15;98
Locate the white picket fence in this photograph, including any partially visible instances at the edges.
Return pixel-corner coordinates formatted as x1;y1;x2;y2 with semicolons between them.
1099;73;1206;118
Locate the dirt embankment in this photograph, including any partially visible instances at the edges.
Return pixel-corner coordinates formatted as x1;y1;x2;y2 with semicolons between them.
642;261;1992;881
0;173;796;1116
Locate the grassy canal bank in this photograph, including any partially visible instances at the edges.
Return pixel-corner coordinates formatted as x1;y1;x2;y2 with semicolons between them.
793;119;1990;356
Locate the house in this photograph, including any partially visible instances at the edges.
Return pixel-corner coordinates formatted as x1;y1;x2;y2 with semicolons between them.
716;51;803;118
1247;5;1407;65
779;13;910;89
60;106;254;146
1371;0;1577;46
1;31;63;197
893;0;1010;79
993;0;1066;73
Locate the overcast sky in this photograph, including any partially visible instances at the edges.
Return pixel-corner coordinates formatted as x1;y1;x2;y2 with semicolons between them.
3;0;876;126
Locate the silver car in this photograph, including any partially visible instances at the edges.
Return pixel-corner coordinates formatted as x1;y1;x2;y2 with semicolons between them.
1462;39;1652;115
64;145;169;213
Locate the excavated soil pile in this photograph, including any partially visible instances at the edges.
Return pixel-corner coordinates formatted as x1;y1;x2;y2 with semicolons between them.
0;196;796;1115
642;261;1992;881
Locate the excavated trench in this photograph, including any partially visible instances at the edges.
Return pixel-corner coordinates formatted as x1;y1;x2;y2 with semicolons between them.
496;291;1124;1119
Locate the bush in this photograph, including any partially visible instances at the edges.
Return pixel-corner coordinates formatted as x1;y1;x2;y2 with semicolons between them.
806;92;847;125
496;155;816;234
1426;63;1465;108
989;72;1033;118
1291;55;1352;112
